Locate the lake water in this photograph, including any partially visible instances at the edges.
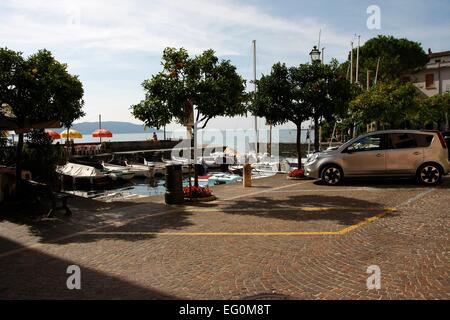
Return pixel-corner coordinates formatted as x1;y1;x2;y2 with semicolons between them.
60;128;314;145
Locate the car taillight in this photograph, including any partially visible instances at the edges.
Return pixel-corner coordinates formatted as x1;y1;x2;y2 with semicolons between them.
437;132;447;149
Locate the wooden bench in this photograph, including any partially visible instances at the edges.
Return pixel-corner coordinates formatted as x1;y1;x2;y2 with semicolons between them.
22;180;72;218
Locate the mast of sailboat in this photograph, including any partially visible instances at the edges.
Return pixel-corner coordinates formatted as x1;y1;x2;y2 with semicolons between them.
356;35;360;84
252;40;259;154
350;41;354;84
374;57;381;86
99;114;102;143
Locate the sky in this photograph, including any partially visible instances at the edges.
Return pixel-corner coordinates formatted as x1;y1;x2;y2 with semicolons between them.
1;0;449;131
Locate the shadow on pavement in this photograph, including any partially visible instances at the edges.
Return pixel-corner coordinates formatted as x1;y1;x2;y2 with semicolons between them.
0;196;193;245
220;194;394;226
314;176;450;189
0;236;176;299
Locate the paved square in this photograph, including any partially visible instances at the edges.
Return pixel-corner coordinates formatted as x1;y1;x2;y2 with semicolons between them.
0;175;449;299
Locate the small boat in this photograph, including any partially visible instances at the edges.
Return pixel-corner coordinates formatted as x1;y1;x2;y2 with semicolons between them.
189;173;241;186
105;170;135;181
198;152;236;168
159;158;191;174
103;161;154;178
143;159;168;176
209;173;241;184
56;162;110;187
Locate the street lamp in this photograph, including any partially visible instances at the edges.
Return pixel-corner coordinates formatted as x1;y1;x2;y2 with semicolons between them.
309;46;321;63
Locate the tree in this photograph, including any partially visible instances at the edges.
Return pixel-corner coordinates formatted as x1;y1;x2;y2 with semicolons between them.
349;80;419;129
251;62;311;168
290;60;353;151
414;93;450;129
22;129;64;183
132;48;247;185
350;35;428;84
0;48;84;186
132;48;247;129
251;60;353;166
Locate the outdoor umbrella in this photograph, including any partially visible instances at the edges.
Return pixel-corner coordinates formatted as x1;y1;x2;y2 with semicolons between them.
92;129;113;138
60;129;83;139
46;130;61;139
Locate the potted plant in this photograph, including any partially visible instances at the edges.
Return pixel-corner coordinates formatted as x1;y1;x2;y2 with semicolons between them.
183;185;217;202
287;168;306;180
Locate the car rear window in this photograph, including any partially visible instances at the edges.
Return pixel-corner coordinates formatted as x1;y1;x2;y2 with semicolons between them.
389;133;433;149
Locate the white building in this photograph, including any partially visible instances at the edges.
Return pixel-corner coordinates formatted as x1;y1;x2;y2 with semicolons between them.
412;50;450;96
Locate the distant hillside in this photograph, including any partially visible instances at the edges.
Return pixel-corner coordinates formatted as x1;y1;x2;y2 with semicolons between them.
67;122;157;134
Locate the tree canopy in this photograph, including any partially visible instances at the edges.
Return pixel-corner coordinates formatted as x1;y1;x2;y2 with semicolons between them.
0;48;85;128
131;48;247;130
349;35;428;84
0;48;85;184
414;93;450;128
251;60;352;165
349;80;420;128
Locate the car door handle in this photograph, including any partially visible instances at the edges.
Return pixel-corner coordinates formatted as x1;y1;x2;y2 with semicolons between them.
376;153;383;157
413;151;422;155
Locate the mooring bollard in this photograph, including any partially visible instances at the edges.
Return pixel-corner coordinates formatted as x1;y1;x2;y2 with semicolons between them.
165;164;184;204
243;163;252;188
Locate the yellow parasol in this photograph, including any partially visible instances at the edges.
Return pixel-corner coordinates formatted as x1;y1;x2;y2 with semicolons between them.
60;129;83;139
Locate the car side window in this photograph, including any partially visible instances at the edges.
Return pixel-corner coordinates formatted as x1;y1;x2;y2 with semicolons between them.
415;134;433;148
347;134;383;152
389;133;433;149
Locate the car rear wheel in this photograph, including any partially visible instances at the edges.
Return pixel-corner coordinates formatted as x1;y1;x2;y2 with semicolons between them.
321;165;343;185
417;163;442;185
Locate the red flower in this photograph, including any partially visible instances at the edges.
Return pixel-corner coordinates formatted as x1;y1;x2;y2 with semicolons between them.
288;168;305;178
183;186;213;198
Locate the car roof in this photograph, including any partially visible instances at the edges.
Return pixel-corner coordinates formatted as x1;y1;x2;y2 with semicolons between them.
364;130;437;135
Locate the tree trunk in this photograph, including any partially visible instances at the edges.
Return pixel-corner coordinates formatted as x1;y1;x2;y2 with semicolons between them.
296;123;302;169
314;116;320;152
15;132;24;191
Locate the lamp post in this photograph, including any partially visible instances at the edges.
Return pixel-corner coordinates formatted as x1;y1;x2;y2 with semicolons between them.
309;45;322;151
309;46;321;63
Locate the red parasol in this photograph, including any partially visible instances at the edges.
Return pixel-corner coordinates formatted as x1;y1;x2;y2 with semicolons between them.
46;130;61;139
92;129;113;138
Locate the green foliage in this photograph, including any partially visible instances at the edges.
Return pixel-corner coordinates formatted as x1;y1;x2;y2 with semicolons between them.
0;131;15;165
0;47;84;184
251;59;353;161
350;35;428;84
22;129;64;182
132;47;247;129
252;60;353;126
349;80;420;128
414;93;450;127
0;48;85;127
251;62;302;126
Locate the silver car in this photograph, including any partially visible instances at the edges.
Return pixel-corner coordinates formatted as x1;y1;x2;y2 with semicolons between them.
304;130;450;185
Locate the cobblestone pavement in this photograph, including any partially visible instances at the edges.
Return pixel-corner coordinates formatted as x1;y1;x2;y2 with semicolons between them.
0;175;449;299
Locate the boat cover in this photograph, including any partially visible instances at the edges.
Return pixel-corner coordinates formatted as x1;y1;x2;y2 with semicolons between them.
57;163;105;178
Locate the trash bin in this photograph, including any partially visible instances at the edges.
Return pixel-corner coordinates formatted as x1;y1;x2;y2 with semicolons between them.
165;164;184;204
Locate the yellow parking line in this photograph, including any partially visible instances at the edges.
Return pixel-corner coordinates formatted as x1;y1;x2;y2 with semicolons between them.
83;231;340;236
170;207;397;213
82;209;397;237
337;210;395;235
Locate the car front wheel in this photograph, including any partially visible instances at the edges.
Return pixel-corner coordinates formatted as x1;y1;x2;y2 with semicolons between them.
417;164;442;185
321;165;343;185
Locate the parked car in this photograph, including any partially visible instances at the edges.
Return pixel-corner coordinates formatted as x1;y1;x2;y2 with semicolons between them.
443;131;450;159
304;130;450;185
